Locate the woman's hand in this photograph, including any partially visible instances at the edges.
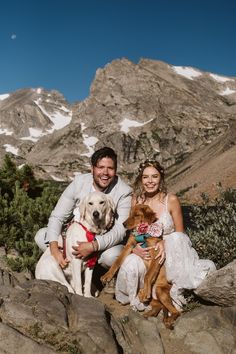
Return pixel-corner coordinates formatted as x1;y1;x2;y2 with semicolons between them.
50;241;70;268
132;243;152;260
154;240;165;264
72;241;94;259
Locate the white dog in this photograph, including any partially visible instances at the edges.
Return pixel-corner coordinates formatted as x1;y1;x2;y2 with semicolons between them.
35;191;115;297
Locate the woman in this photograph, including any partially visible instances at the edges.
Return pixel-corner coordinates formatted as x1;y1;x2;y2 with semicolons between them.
115;160;216;310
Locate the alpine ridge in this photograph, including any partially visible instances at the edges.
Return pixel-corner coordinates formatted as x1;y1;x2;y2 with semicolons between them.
0;58;236;202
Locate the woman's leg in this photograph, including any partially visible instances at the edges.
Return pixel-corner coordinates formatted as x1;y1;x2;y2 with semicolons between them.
115;253;148;311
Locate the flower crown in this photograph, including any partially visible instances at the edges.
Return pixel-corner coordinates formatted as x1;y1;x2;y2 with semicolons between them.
138;159;164;174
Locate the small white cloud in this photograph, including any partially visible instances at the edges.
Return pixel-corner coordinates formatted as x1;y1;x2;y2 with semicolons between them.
11;34;17;40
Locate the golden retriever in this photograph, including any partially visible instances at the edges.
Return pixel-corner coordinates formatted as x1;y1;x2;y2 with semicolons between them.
35;191;114;297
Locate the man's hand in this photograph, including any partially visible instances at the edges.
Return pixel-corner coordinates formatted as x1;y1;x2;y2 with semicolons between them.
154;240;165;264
50;241;69;268
72;241;94;259
132;243;152;260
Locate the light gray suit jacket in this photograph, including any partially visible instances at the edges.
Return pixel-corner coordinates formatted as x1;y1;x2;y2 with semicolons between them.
46;173;132;250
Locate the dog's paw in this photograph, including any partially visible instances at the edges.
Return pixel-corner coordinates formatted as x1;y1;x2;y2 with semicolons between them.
163;312;180;330
100;273;112;284
131;305;138;312
138;288;150;303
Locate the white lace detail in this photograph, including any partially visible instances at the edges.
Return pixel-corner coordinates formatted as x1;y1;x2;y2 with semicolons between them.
158;194;175;235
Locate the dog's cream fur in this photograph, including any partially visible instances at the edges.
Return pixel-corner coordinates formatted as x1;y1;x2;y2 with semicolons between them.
35;191;114;297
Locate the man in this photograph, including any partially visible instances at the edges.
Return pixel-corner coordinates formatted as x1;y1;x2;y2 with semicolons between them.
35;147;132;280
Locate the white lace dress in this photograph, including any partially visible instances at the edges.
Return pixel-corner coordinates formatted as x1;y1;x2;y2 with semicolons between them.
115;195;216;310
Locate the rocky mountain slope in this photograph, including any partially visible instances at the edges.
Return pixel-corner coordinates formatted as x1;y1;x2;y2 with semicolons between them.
0;257;236;354
1;58;236;202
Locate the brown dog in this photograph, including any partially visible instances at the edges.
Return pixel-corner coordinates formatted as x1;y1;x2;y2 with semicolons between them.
101;204;180;329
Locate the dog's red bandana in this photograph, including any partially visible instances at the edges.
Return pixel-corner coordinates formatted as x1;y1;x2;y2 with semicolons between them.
78;223;97;269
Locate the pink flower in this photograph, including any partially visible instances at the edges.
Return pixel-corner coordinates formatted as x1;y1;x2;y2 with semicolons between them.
137;223;149;234
147;221;163;238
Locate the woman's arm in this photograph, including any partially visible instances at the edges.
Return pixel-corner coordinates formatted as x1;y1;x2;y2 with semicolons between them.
168;193;184;232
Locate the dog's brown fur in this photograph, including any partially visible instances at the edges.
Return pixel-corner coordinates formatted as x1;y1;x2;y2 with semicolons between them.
101;204;180;329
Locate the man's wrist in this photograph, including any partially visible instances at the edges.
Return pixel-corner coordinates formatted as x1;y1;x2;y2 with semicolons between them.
91;240;98;252
94;238;100;251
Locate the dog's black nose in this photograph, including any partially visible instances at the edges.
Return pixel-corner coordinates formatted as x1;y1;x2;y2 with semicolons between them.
93;210;100;219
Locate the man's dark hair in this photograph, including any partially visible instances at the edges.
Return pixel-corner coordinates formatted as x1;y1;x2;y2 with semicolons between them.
91;147;117;170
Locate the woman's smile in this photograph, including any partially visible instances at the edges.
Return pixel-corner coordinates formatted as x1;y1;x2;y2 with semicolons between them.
142;166;161;194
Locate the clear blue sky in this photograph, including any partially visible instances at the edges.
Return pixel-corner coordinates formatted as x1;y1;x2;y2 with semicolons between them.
0;0;235;103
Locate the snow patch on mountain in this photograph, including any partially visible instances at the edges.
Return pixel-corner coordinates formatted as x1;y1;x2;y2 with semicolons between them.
50;174;66;182
3;144;18;155
209;73;234;83
81;135;99;157
21;128;44;142
0;128;13;135
172;66;202;80
34;98;72;131
0;93;10;100
220;87;236;95
120;118;153;133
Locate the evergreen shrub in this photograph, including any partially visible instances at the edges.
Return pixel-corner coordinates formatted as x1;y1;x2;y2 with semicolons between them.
187;188;236;269
0;155;64;274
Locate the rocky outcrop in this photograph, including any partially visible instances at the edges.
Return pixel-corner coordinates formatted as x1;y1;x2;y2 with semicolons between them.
195;260;236;306
0;278;118;354
0;264;236;354
168;305;236;354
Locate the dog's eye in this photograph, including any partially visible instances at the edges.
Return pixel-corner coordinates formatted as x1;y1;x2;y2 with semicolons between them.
99;201;105;204
89;202;93;205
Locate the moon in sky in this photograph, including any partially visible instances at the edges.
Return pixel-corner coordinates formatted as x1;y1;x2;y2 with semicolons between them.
11;34;17;40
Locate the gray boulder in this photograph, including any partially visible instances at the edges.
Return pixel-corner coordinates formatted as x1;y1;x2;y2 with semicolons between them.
0;322;56;354
168;305;236;354
0;279;118;354
110;308;164;354
195;260;236;306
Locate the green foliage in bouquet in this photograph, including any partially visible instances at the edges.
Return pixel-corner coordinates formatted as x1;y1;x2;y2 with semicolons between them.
187;187;236;269
0;155;64;274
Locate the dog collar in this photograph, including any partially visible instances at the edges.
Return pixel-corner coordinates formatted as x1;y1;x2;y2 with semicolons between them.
78;223;97;269
133;230;151;248
78;222;96;241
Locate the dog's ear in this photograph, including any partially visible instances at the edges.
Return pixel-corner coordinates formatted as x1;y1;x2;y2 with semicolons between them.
106;195;115;212
79;195;88;221
144;205;157;224
105;195;115;228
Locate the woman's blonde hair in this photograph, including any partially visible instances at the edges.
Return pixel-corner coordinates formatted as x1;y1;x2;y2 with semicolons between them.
133;159;167;202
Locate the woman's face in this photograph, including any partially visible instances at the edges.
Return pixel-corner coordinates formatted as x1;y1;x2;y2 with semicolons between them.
141;166;161;195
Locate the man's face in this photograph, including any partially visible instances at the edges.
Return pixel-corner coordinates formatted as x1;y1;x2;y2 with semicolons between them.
92;157;116;191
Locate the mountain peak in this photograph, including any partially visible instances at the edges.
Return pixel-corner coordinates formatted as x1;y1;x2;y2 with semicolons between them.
1;58;236;202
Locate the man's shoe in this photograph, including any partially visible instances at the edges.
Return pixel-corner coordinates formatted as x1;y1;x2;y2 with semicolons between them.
103;278;116;294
